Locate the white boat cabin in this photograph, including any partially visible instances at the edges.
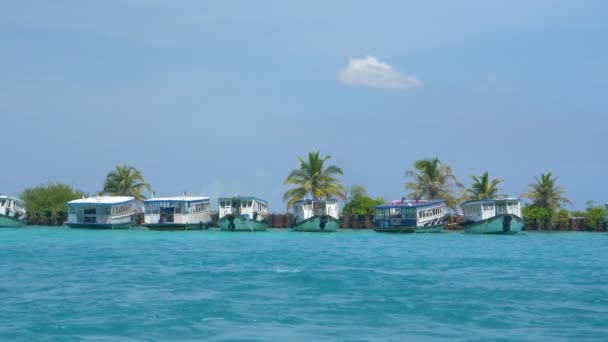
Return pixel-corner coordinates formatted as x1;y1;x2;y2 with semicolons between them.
67;196;136;225
374;199;446;228
144;196;211;225
0;195;26;220
462;197;522;222
292;199;340;221
218;196;269;222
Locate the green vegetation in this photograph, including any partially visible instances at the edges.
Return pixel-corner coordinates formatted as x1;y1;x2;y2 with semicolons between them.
20;182;85;226
102;164;152;201
404;157;462;210
524;172;571;209
584;202;606;231
283;150;347;208
522;205;554;230
466;171;503;200
522;172;571;230
342;185;384;216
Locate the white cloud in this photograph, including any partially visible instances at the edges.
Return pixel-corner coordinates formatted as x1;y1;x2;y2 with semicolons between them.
338;56;420;90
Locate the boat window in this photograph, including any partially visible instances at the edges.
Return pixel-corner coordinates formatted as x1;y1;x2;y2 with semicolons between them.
374;209;383;219
390;208;401;218
104;207;111;215
69;206;76;215
0;200;4;206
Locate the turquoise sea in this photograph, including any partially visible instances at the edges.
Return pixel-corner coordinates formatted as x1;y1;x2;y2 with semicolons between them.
1;228;607;341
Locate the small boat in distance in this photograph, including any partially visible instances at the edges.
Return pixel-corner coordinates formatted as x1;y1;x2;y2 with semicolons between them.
292;199;341;232
218;196;269;231
143;196;211;231
461;196;523;234
0;195;27;227
373;199;447;233
66;196;137;229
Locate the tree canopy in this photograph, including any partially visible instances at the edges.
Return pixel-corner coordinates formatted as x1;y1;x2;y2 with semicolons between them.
102;164;152;201
342;185;384;216
20;182;86;226
524;172;571;210
283;150;346;209
404;157;462;210
466;171;503;200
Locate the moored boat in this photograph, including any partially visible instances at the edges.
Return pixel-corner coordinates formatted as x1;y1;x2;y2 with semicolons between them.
373;199;447;233
292;199;341;232
217;196;269;231
461;196;523;234
66;196;137;229
143;195;211;230
0;195;27;227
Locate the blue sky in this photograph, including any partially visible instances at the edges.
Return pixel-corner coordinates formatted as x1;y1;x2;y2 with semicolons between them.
1;1;607;211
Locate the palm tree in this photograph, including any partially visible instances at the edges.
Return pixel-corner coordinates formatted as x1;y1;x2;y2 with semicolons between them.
466;171;503;200
524;172;571;209
283;151;347;208
404;157;462;210
102;164;152;201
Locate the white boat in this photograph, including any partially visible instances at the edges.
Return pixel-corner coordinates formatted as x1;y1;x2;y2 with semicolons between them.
292;199;341;232
461;196;524;234
143;196;211;230
373;199;447;233
66;196;137;229
217;196;270;231
0;195;26;227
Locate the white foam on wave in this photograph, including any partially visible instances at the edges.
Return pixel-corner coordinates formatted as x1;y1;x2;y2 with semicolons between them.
274;268;301;273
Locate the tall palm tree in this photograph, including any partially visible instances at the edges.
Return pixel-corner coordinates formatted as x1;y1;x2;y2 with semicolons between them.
283;151;347;208
466;171;503;200
524;172;571;209
102;164;152;201
404;157;462;210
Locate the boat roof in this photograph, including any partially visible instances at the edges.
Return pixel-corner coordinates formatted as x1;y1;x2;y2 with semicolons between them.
68;196;135;206
0;195;23;203
292;198;339;205
375;199;445;209
461;196;520;206
217;196;268;205
145;196;209;203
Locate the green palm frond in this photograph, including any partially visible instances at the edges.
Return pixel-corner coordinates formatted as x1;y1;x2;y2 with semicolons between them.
283;150;346;208
102;164;152;201
404;157;462;211
465;171;503;200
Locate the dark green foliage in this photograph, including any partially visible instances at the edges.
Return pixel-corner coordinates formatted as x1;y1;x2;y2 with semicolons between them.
466;171;503;200
523;172;571;230
522;205;554;230
342;185;384;216
585;205;606;231
404;157;462;211
20;182;86;226
103;164;152;201
554;209;570;230
283;151;346;208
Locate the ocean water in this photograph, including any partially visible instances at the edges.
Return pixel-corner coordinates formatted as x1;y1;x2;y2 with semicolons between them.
0;228;607;341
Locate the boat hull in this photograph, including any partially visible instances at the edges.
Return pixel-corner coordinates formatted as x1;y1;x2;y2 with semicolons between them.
65;222;133;229
0;215;26;228
218;215;268;231
463;214;524;234
143;222;210;231
293;215;340;232
374;224;444;234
